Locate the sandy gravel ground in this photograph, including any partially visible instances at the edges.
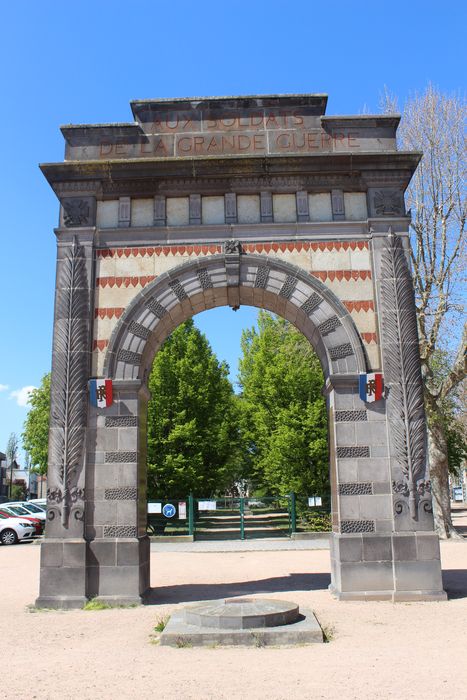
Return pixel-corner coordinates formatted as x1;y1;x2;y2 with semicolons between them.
1;538;467;700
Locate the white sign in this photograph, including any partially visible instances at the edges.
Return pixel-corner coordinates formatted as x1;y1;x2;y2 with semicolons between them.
179;501;187;519
308;496;322;507
198;500;217;511
147;502;162;514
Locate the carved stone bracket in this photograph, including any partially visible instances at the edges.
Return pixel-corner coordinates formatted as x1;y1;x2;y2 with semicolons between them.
224;240;242;310
380;231;428;520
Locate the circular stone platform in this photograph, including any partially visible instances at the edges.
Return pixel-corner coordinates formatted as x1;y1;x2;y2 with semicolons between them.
184;597;299;629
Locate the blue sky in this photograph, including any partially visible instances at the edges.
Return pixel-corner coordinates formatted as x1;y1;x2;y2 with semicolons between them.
0;0;465;460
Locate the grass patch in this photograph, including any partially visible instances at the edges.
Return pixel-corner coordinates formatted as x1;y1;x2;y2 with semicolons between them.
251;632;266;648
175;637;193;648
154;615;170;633
83;599;113;611
83;599;138;611
321;624;335;642
26;604;56;613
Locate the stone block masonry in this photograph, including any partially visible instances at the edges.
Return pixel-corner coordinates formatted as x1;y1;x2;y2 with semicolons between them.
37;93;445;608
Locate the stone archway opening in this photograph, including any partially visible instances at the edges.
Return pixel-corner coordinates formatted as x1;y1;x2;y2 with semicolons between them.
79;250;375;603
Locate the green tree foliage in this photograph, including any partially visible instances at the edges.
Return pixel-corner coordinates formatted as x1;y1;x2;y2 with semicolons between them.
22;373;51;475
238;311;328;496
147;320;242;499
427;352;467;475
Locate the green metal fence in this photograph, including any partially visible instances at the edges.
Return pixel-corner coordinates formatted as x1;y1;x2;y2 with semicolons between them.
147;493;304;540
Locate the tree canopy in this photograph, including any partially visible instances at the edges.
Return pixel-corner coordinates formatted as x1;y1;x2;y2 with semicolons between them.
22;373;50;475
237;311;328;497
147;319;243;499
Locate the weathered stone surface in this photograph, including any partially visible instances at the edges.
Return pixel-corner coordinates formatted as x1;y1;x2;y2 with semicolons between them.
161;600;323;647
184;598;299;629
39;92;444;607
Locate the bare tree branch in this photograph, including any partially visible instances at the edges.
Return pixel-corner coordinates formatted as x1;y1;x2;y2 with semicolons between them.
440;323;467;401
388;85;466;538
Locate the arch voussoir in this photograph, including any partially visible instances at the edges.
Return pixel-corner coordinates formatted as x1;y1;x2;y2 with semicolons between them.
104;253;366;382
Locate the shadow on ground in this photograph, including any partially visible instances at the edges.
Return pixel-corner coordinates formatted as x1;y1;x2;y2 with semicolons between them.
442;569;467;599
144;572;331;605
144;569;467;605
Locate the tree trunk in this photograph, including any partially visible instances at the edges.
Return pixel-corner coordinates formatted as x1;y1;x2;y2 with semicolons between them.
428;414;462;539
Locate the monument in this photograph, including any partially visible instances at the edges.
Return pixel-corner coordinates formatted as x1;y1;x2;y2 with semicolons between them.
36;93;446;607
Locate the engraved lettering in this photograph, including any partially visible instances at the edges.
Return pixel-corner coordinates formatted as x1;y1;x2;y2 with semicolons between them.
238;135;250;150
307;132;318;149
100;141;113;156
277;133;290;149
178;137;192;153
253;133;266;150
266;113;280;128
292;111;304;125
221;135;235;151
154;138;168;154
333;131;345;146
166;115;179;130
194;136;204;152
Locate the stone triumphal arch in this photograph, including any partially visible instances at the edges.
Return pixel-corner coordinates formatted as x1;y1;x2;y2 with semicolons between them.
37;94;446;607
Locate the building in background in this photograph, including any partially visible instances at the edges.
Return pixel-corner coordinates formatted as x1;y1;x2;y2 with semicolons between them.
0;452;8;502
0;453;47;501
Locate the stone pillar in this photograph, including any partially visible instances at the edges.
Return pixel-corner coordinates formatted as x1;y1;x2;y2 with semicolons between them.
372;230;445;600
327;375;398;599
328;231;445;601
85;380;150;604
36;230;95;609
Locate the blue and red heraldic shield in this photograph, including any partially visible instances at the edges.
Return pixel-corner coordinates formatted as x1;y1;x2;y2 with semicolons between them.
359;373;384;403
89;379;113;408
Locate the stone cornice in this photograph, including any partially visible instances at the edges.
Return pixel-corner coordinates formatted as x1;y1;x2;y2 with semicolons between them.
41;151;421;198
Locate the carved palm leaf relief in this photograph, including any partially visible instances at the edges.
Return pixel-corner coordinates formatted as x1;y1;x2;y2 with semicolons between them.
380;232;427;519
49;240;89;526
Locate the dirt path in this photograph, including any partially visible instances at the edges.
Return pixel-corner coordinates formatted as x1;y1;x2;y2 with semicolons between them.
1;541;467;700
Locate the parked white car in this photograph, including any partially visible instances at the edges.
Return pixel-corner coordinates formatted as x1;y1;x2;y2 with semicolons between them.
12;501;47;518
27;499;47;511
0;513;35;545
3;503;47;522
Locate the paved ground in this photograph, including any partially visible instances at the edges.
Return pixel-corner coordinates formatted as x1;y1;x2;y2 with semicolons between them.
151;535;329;552
2;537;467;699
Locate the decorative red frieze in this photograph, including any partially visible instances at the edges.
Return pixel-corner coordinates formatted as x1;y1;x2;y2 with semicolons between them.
92;339;109;351
97;244;223;258
94;307;125;319
361;332;378;344
96;240;369;259
311;270;371;281
96;276;156;288
343;300;375;312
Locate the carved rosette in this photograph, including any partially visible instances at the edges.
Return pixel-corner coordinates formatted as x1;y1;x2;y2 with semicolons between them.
380;231;429;520
47;240;89;529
